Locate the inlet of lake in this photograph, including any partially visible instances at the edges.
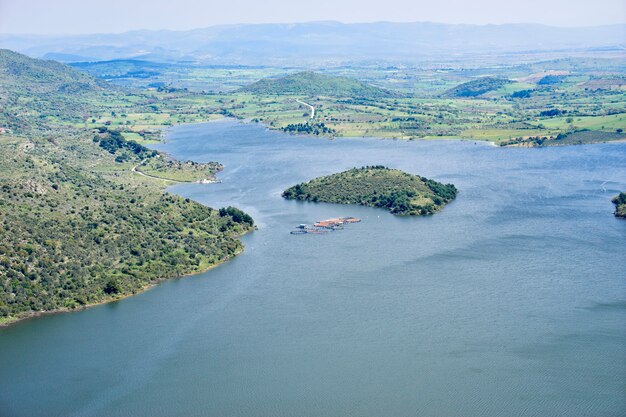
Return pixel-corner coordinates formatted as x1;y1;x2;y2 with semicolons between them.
1;119;625;417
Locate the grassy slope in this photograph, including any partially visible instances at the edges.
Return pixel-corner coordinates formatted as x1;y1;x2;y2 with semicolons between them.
282;166;457;215
0;50;253;324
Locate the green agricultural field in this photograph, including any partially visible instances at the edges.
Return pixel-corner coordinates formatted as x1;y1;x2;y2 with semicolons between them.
214;67;625;144
40;56;623;146
531;114;625;131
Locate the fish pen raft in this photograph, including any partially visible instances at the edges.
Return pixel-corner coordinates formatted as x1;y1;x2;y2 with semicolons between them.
290;217;361;235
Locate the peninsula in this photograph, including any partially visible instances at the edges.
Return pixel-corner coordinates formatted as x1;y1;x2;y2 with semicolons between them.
0;50;255;326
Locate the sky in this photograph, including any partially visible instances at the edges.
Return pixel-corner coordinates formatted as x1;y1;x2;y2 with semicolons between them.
0;0;624;34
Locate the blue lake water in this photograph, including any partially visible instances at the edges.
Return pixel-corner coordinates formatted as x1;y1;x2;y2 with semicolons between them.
1;119;625;416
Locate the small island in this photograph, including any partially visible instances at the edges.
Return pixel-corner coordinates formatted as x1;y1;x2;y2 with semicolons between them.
613;192;626;218
282;166;457;215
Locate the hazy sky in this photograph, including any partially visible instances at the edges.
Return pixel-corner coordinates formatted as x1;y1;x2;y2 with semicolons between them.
1;0;624;34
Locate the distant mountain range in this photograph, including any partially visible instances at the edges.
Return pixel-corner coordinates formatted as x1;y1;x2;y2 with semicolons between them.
1;21;624;65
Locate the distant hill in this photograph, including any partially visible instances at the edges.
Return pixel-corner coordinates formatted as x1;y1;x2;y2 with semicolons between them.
70;59;172;81
240;71;395;98
0;48;99;91
444;77;513;97
1;22;624;65
0;49;104;133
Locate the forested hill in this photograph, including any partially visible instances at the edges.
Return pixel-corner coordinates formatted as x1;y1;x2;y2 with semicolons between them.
0;50;254;325
444;76;513;98
241;72;396;98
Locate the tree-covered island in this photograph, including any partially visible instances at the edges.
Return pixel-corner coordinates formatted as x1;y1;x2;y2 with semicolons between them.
282;166;457;215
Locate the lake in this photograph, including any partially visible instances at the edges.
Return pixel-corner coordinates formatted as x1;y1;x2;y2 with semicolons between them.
1;119;625;416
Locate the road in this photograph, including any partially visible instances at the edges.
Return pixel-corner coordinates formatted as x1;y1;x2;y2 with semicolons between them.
295;99;315;119
131;159;180;183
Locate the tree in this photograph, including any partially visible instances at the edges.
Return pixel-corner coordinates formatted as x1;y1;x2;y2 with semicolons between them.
103;278;121;295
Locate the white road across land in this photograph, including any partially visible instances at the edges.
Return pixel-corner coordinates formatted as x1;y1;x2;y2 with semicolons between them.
295;99;315;119
132;159;219;184
131;159;178;182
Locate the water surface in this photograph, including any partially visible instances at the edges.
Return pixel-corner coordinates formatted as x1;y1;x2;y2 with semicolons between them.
1;120;625;416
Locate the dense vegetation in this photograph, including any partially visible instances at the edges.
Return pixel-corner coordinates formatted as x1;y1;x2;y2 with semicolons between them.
281;122;335;135
613;192;626;218
0;50;253;324
538;75;565;85
219;207;254;226
241;71;396;98
94;127;158;162
282;166;457;215
0;144;251;318
444;76;513;97
511;89;533;98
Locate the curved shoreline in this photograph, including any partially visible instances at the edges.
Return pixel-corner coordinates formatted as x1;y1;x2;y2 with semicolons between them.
1;118;248;329
0;239;250;328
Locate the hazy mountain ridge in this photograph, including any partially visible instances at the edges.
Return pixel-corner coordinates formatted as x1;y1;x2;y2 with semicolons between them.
1;21;624;64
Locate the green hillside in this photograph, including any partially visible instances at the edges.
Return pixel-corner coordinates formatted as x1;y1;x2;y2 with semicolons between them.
240;71;396;98
445;76;513;97
0;49;99;88
282;166;457;215
0;49;109;135
0;50;253;325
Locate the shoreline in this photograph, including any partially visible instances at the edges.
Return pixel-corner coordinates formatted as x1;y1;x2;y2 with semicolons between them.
163;116;625;150
2;116;250;329
220;116;624;148
0;237;250;328
131;159;221;184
